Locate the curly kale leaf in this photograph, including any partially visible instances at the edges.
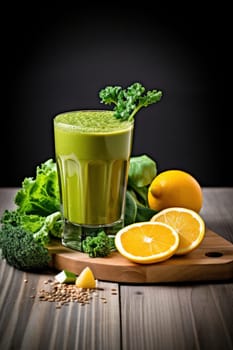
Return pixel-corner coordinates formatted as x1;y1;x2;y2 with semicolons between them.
99;86;122;105
82;231;114;258
1;209;45;232
99;82;162;121
1;209;63;246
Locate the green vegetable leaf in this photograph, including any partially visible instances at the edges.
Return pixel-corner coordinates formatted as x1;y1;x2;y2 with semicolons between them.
99;82;162;122
125;189;158;223
124;190;137;226
99;86;122;105
135;203;158;222
81;231;114;258
15;159;60;216
128;154;157;188
1;209;45;233
33;211;63;245
127;154;157;206
0;209;22;227
124;154;158;223
1;209;63;247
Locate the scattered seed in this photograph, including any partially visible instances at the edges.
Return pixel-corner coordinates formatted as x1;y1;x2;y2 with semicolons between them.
31;277;111;310
36;278;105;309
24;279;28;283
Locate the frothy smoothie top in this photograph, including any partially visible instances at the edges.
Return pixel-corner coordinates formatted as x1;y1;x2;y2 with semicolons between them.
54;110;133;133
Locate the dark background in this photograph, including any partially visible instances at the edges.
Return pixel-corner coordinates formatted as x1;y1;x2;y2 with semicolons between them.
1;6;231;187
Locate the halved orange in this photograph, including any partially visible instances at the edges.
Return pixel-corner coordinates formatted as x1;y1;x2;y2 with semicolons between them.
150;207;205;255
115;222;179;264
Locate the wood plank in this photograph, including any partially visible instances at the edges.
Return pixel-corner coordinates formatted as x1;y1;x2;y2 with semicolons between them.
201;188;233;243
0;259;121;350
49;228;233;283
120;284;233;350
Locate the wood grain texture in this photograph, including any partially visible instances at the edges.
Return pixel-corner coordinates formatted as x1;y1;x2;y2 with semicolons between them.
201;188;233;243
49;228;233;283
120;283;233;350
0;259;121;350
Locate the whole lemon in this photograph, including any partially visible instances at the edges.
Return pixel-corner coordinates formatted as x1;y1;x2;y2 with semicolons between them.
148;170;203;213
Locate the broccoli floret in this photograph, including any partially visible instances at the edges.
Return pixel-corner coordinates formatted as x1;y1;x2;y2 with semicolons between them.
81;231;115;258
0;224;51;271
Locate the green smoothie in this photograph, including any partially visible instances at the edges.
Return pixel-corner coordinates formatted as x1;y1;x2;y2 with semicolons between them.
54;110;134;229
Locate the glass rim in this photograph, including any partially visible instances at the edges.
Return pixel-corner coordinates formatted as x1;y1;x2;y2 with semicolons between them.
54;109;134;134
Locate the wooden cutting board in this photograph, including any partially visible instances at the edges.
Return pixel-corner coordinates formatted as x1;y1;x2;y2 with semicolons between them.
48;228;233;283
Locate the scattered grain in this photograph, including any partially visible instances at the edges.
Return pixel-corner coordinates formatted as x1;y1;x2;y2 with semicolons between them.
31;276;113;310
37;278;103;309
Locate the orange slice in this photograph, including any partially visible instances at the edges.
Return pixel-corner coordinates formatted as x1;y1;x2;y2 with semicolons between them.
150;207;205;255
75;266;96;288
115;222;179;264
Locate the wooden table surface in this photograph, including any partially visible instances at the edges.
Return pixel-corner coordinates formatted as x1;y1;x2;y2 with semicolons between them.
0;187;233;350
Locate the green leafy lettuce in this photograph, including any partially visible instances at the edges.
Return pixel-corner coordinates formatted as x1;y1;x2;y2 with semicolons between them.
125;155;158;225
15;158;60;216
0;159;63;270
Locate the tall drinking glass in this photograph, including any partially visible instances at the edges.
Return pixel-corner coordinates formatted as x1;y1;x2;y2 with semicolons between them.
54;110;134;251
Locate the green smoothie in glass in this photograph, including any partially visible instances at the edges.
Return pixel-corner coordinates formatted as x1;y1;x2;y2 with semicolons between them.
54;110;134;250
53;82;162;251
